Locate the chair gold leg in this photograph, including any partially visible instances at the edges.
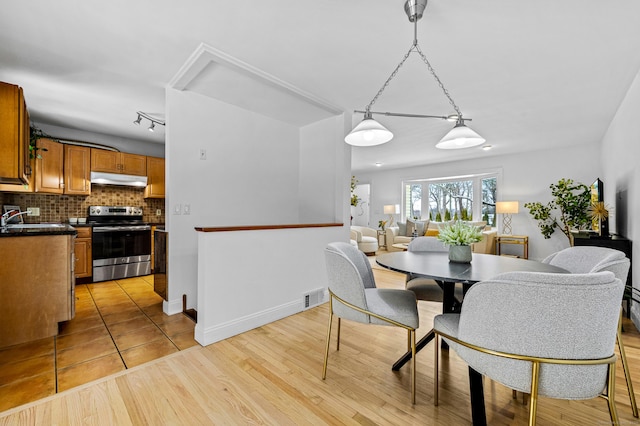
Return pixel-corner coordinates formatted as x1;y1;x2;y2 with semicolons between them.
434;334;439;406
618;312;638;417
407;330;411;352
528;361;540;426
336;317;341;351
607;362;620;425
411;329;416;405
322;298;333;380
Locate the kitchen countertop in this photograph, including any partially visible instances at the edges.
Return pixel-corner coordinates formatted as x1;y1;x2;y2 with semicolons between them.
0;224;78;237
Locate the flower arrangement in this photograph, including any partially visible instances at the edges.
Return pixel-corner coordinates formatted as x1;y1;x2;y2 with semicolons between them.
378;220;387;230
437;221;483;246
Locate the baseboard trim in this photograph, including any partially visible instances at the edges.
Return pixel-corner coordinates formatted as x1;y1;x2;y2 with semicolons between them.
194;300;301;346
163;298;183;316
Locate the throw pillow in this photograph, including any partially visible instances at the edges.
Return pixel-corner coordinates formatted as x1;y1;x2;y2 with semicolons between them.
406;219;416;237
397;222;407;236
406;219;429;236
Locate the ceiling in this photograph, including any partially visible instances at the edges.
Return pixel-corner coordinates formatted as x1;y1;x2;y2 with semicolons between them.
2;0;640;173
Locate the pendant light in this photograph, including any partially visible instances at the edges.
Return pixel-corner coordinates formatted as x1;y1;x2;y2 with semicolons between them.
345;0;485;149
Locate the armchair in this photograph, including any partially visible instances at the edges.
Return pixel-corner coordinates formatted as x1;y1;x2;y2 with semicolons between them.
433;270;624;425
349;225;379;255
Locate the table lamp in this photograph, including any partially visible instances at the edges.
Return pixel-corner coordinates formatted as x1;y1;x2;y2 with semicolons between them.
383;204;400;228
496;201;519;235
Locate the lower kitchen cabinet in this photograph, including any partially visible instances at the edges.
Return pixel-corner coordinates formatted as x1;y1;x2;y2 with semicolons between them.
0;234;75;348
74;226;92;279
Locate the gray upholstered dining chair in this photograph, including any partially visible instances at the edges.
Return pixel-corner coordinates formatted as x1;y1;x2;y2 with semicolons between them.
542;245;637;417
322;242;420;404
405;236;463;304
433;271;624;426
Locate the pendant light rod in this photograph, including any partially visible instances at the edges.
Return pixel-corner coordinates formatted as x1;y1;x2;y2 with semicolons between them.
354;110;472;122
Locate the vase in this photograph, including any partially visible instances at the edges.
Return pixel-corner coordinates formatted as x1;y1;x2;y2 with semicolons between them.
449;245;472;263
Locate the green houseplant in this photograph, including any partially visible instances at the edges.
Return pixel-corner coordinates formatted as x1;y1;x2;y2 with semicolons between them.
524;178;591;244
437;221;484;263
350;175;360;207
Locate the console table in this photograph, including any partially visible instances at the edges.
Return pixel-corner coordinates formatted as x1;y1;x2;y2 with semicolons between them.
573;233;632;316
496;235;528;259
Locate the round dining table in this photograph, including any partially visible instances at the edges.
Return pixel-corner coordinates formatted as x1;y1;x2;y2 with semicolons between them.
376;251;568;426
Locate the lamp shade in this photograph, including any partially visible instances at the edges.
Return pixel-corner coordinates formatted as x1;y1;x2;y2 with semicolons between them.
345;118;393;146
496;201;519;214
436;122;485;149
384;204;400;214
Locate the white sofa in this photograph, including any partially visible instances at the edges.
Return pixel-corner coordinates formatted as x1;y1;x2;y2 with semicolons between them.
386;220;497;254
350;226;379;255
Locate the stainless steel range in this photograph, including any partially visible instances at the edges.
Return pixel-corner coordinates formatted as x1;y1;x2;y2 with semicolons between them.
89;206;151;282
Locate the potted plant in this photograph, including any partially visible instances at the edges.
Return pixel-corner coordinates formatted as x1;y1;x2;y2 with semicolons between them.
524;178;591;244
437;220;484;263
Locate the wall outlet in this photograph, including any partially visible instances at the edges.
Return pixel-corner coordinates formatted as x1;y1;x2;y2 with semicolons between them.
156;209;162;216
173;204;182;215
27;207;40;216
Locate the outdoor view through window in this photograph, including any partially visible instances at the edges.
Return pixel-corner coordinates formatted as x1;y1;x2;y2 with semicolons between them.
404;174;497;225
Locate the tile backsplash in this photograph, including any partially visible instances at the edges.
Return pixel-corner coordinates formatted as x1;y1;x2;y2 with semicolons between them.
2;185;165;224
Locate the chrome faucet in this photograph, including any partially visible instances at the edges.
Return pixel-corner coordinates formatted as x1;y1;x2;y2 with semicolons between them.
1;210;30;227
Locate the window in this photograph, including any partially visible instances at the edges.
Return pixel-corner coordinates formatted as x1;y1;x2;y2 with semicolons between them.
403;173;498;226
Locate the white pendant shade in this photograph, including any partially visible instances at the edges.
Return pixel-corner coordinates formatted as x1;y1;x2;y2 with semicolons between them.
344;118;393;146
436;122;486;149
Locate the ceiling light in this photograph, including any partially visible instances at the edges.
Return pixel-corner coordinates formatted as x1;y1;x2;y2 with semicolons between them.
344;0;485;149
435;118;486;149
482;145;493;151
133;111;165;131
375;162;383;167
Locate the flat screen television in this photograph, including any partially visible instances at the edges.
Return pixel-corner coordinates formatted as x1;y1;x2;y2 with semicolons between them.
590;178;609;237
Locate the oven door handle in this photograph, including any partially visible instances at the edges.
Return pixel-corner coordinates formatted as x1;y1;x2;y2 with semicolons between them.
93;226;151;232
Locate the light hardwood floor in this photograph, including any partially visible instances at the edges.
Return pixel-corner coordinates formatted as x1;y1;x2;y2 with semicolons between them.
1;265;640;425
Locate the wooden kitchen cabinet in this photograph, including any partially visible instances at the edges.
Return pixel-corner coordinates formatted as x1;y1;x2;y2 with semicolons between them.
64;144;91;195
35;138;64;194
0;234;75;348
74;226;92;278
91;148;146;176
144;156;165;198
0;81;31;185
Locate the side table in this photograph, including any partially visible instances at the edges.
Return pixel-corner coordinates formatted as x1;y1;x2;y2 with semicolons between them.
496;235;528;259
377;229;387;250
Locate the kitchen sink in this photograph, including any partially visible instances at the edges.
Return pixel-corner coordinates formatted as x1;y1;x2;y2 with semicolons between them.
5;223;67;229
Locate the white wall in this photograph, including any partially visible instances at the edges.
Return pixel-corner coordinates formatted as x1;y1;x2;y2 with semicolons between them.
355;145;602;261
166;89;304;313
166;87;350;343
601;67;640;326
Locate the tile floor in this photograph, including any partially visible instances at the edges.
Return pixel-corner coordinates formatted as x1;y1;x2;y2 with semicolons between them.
0;275;198;412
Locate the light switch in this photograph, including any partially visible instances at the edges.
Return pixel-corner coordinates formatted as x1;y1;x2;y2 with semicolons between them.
173;204;182;215
184;204;191;215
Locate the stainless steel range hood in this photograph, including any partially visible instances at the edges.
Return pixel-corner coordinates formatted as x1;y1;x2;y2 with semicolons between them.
90;172;148;187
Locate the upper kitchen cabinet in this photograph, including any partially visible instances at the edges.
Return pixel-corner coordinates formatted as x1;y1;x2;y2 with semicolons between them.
64;145;91;195
144;156;165;198
0;81;30;185
91;148;146;176
35;138;64;194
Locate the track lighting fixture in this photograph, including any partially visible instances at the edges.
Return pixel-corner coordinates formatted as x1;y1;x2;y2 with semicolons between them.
132;111;165;131
345;0;485;149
